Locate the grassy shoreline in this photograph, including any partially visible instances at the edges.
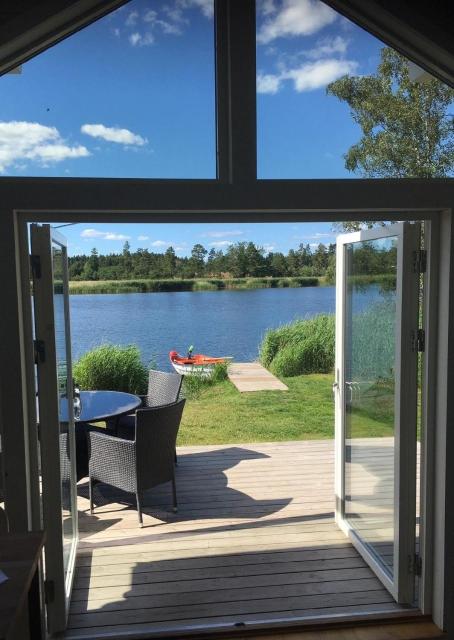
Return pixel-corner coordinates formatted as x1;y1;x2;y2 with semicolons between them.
68;276;323;294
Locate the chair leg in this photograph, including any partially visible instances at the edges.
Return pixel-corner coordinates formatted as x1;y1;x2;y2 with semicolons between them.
171;475;178;513
136;491;143;527
89;477;94;515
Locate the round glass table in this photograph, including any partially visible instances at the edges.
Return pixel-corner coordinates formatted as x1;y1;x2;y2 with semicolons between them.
60;390;141;424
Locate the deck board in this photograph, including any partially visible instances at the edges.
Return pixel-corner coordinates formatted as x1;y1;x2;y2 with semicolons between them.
66;439;414;639
228;362;288;391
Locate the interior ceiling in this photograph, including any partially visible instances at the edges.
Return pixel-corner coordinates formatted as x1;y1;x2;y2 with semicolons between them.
0;0;453;84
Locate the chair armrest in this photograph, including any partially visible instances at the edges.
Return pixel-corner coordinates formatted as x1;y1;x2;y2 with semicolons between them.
88;431;136;492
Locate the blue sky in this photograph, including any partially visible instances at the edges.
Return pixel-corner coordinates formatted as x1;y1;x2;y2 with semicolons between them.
60;221;337;257
1;0;387;254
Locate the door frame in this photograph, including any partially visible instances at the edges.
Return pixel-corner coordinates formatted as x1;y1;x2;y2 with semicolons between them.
334;222;421;603
5;205;447;633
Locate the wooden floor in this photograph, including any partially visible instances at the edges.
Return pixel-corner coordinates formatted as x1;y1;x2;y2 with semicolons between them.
66;439;414;639
228;362;289;392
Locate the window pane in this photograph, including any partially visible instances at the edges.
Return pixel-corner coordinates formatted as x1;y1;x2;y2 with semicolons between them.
256;0;454;179
0;0;215;178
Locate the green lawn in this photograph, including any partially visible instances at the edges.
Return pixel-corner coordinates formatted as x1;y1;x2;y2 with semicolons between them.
177;373;394;446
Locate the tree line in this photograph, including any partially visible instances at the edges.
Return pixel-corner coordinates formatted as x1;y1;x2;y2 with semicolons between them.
68;239;398;282
69;241;337;281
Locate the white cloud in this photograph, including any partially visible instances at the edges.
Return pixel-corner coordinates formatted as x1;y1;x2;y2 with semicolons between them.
257;58;357;94
210;240;233;247
257;0;337;44
263;244;276;253
128;31;155;46
120;0;213;48
297;232;335;240
286;59;357;91
137;235;149;241
151;240;169;247
304;36;348;59
203;230;243;238
125;10;139;26
81;124;147;146
80;229;131;241
0;121;89;173
143;10;182;35
257;73;282;94
186;0;214;18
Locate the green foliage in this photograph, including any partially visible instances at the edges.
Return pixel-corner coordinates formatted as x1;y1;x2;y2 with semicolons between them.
68;240;336;283
73;344;148;394
182;363;229;399
327;47;454;179
259;315;335;377
179;373;394;446
68;276;320;295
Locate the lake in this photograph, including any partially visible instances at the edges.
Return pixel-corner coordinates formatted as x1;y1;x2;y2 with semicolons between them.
69;285;386;371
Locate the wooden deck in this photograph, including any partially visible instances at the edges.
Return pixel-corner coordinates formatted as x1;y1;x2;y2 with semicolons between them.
66;440;414;639
228;362;288;392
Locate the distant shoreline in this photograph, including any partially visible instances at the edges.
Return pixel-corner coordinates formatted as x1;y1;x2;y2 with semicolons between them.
68;276;324;295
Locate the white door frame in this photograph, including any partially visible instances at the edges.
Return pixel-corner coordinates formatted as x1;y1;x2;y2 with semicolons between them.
1;202;449;632
334;222;421;603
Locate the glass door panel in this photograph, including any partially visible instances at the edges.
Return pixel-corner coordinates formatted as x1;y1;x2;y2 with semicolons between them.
31;224;78;634
344;237;397;576
335;222;420;604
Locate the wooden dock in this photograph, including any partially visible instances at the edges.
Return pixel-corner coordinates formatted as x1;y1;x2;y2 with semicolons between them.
65;439;411;639
228;362;288;392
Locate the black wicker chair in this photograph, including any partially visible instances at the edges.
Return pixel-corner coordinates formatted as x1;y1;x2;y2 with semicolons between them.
88;399;186;526
116;369;183;435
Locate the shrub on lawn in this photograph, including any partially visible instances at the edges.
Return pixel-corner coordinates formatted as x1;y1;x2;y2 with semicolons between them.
73;344;148;394
182;362;229;399
259;315;335;377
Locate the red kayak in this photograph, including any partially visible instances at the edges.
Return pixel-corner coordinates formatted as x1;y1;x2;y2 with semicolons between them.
169;350;232;376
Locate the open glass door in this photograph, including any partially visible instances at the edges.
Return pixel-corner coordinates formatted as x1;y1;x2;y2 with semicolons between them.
31;223;78;633
334;222;421;604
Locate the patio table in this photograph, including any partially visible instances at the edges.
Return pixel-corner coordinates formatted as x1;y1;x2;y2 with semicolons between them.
60;390;141;424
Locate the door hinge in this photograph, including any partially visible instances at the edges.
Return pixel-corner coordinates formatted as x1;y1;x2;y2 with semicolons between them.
44;579;55;604
33;339;46;364
411;329;425;353
30;254;41;279
413;249;427;274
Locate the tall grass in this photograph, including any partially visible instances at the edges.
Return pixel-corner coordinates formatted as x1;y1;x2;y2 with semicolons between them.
182;363;229;399
69;276;320;295
73;344;148;394
259;315;335;377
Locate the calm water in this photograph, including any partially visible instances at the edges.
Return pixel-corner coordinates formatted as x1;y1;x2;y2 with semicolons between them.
69;286;384;370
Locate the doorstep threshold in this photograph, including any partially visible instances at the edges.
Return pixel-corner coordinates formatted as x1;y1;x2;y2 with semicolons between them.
63;608;441;640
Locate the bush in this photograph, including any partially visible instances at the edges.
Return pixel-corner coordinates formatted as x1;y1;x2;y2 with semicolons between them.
73;344;148;394
259;315;335;377
182;363;229;399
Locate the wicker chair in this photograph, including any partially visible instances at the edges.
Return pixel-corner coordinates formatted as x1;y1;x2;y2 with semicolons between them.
88;399;186;526
116;369;183;434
